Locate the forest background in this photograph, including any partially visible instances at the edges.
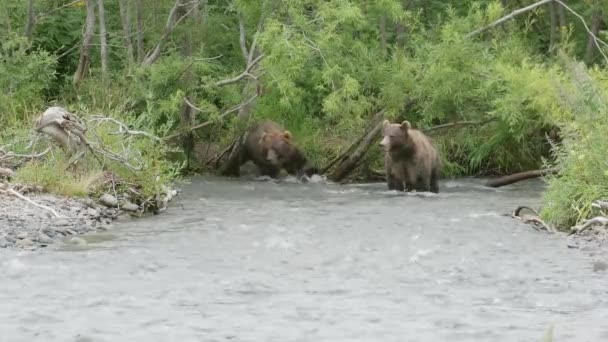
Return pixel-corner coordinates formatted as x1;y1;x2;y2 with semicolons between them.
1;0;608;230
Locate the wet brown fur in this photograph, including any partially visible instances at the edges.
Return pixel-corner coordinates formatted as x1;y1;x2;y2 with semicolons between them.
238;120;317;178
380;120;440;193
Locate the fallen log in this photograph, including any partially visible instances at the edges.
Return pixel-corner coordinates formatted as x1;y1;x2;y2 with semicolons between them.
328;111;385;182
485;167;560;188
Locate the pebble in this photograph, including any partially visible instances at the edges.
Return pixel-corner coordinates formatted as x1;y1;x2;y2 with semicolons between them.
68;237;87;246
593;260;608;272
17;232;28;239
37;233;54;244
87;208;99;217
99;194;118;208
15;238;34;248
0;238;8;248
53;218;71;226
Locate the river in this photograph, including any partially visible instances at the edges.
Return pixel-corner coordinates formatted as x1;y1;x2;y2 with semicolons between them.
0;176;607;342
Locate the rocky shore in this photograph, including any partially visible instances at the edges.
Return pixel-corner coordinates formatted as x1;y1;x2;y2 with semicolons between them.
0;183;177;250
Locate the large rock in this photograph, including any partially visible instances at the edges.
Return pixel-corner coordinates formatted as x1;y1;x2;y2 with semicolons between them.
99;194;118;208
121;201;140;212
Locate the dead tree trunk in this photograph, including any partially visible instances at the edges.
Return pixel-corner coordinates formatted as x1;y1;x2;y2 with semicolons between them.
584;9;602;63
98;0;109;78
73;0;96;86
328;111;385;182
142;0;198;67
557;0;567;30
135;0;145;62
119;0;134;64
549;1;558;52
24;0;36;42
485;167;560;188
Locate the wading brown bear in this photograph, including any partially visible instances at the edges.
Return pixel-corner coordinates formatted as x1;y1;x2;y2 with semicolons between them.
238;120;318;179
380;119;440;193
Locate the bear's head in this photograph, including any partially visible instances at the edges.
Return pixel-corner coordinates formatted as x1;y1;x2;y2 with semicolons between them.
380;119;411;152
260;130;297;166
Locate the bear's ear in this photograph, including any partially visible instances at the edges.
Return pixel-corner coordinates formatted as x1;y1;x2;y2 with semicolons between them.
382;120;390;128
259;132;268;144
283;130;292;140
400;120;411;131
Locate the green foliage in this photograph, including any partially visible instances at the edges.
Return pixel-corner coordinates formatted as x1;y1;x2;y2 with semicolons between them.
542;57;608;230
0;34;57;124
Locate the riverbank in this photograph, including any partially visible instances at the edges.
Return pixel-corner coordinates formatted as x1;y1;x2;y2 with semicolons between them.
0;182;178;250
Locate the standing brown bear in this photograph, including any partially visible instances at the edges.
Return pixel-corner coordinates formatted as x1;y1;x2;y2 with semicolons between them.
380;119;440;193
236;120;318;179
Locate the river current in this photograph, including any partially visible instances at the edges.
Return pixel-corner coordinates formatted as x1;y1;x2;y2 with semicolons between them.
1;176;607;341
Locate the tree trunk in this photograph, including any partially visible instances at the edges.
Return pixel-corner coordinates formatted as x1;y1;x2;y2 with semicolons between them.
135;0;145;62
119;0;134;64
584;9;602;63
73;0;96;86
98;0;109;78
485;167;560;188
549;1;558;52
178;1;199;168
379;15;387;54
557;0;567;30
24;0;36;42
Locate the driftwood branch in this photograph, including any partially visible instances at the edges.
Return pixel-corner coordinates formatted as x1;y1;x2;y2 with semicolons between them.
486;167;560;188
571;216;608;235
1;188;62;218
592;200;608;210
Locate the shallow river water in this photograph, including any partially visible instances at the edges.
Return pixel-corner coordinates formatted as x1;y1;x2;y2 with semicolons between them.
1;177;607;342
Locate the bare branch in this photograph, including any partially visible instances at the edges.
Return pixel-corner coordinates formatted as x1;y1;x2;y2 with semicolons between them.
214;53;264;87
466;0;553;38
88;116;162;142
0;148;51;161
39;0;82;18
162;94;259;141
143;0;200;66
555;0;608;64
422;119;495;133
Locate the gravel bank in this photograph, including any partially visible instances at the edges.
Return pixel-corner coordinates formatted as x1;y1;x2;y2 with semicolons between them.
0;185;177;250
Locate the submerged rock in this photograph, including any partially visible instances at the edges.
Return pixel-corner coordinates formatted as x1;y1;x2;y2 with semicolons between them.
68;236;87;246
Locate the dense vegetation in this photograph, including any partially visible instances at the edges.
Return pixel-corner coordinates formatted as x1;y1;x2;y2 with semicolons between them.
1;0;608;229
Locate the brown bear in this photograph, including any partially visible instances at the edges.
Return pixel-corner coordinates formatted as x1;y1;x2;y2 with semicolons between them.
380;119;440;193
235;120;318;179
